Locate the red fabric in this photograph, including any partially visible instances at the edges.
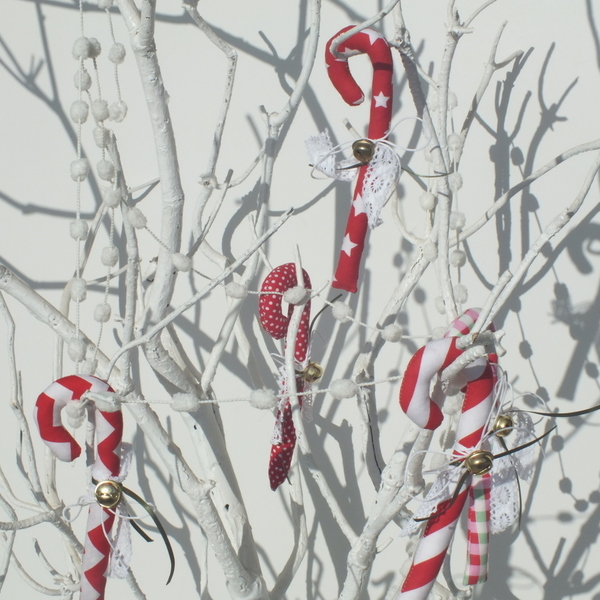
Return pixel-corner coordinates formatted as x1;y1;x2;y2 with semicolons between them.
34;375;121;600
259;264;312;490
325;26;394;293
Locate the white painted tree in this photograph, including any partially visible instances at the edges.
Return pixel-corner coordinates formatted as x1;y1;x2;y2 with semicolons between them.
1;1;600;599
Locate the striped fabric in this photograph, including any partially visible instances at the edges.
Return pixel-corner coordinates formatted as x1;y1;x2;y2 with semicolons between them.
464;473;492;585
399;308;498;599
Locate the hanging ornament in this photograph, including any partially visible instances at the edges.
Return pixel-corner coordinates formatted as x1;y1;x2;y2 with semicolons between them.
323;26;394;293
259;263;318;490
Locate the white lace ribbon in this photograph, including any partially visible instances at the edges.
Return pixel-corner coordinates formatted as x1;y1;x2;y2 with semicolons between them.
62;443;143;579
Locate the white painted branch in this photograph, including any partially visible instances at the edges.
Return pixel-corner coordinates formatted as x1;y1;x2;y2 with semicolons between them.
117;0;186;325
338;428;432;600
285;293;357;544
489;152;600;322
456;22;522;167
269;461;308;600
271;0;321;129
329;0;402;57
106;209;293;375
458;139;600;243
0;495;17;592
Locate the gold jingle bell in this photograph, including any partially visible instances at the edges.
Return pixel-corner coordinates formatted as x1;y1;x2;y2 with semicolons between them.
493;414;514;438
301;362;323;383
352;139;376;164
463;450;494;476
94;480;122;509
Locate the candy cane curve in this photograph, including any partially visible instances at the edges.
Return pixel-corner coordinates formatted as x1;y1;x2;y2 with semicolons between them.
398;309;498;599
259;263;312;490
325;26;394;293
34;375;122;600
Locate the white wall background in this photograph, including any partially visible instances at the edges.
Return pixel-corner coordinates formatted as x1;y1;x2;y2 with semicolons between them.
2;1;600;599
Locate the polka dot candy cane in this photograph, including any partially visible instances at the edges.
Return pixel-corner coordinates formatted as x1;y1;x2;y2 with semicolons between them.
259;263;311;490
398;309;498;599
325;26;394;293
34;375;122;600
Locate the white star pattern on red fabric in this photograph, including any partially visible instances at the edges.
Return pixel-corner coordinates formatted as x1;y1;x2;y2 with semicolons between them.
373;91;390;108
362;28;382;45
341;234;358;256
353;194;366;216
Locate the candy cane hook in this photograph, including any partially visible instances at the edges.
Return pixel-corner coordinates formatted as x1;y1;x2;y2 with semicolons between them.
34;375;122;600
399;309;498;598
325;26;394;293
259;263;316;490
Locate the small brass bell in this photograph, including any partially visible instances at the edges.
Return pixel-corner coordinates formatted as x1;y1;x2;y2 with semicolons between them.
493;414;514;438
463;450;494;476
302;362;323;383
352;139;376;164
94;480;122;509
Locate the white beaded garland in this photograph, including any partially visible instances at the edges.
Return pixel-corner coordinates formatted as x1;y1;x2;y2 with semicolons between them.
447;133;463;152
97;0;114;8
225;282;248;299
127;207;147;229
448;91;458;109
74;69;92;91
423;240;438;262
94;303;111;323
331;300;353;322
450;249;467;268
101;245;119;267
448;172;463;192
70;158;90;182
419;191;436;211
381;323;402;342
102;187;122;208
72;37;91;60
69;219;89;240
92;99;109;122
172;253;192;272
68;337;87;362
65;399;86;428
249;388;277;411
70;100;89;124
109;101;128;123
88;37;101;59
97;159;115;181
172;393;201;413
449;211;466;230
283;286;308;305
428;92;439;111
93;126;111;148
431;326;446;340
109;43;126;64
329;379;358;400
454;283;468;303
434;296;446;315
81;357;98;376
69;277;87;302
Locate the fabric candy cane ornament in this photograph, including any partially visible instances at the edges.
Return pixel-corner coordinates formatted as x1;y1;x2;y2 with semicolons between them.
398;308;498;598
34;375;122;600
324;26;394;293
259;263;315;490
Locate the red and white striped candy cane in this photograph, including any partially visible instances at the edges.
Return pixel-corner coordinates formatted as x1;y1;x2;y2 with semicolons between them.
34;375;122;600
325;26;394;293
399;309;497;598
259;263;311;490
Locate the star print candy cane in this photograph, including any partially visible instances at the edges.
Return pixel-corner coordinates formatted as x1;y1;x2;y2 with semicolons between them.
34;375;122;600
325;26;394;293
399;309;497;599
259;263;312;490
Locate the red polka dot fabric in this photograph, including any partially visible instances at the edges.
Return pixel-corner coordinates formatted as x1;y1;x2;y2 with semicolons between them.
259;264;312;490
